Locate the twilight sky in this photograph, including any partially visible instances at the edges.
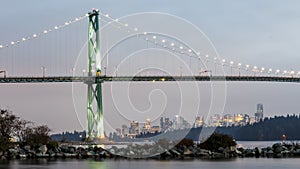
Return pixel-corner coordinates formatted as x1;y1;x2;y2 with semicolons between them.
1;0;300;133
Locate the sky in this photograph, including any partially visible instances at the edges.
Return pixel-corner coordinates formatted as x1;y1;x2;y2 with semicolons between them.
1;0;300;133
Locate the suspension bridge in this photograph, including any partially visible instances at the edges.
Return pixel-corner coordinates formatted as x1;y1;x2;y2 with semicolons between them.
1;9;299;141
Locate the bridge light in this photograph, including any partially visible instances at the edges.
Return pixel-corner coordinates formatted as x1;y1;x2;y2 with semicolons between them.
152;36;156;39
0;45;3;48
134;28;138;31
105;14;109;17
283;70;287;75
188;49;192;53
152;80;156;83
297;71;300;75
124;23;128;27
43;30;48;34
179;46;183;50
291;71;295;75
54;26;58;30
22;38;26;41
230;61;234;65
170;43;175;46
197;52;201;56
10;41;15;45
33;34;37;38
205;54;209;58
268;68;272;74
143;32;147;35
161;78;165;81
221;59;226;66
238;63;242;67
261;67;265;72
161;39;166;43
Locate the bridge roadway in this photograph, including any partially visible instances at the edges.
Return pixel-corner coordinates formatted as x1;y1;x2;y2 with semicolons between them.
0;75;300;83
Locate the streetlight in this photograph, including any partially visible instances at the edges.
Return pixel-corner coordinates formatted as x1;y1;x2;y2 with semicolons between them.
253;66;258;76
290;70;295;77
41;66;46;77
205;54;209;63
114;66;118;77
261;67;265;75
214;57;217;74
230;61;234;76
283;70;287;76
179;66;183;76
82;69;86;76
237;63;242;76
104;66;107;76
222;59;226;66
0;70;6;78
268;68;272;76
70;67;75;76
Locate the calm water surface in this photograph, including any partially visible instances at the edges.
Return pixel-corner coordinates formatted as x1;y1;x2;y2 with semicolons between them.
1;158;299;169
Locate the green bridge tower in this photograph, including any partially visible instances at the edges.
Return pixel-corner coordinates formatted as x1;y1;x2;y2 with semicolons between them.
86;9;104;140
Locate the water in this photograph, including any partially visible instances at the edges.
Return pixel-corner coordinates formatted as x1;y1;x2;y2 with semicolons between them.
1;158;300;169
236;140;300;149
236;141;281;148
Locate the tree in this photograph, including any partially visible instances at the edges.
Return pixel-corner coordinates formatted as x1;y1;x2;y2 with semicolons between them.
199;133;236;151
0;109;52;150
0;109;27;151
25;125;51;147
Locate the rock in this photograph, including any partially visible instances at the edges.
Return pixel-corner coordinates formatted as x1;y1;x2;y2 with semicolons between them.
267;150;274;158
68;146;76;154
254;147;261;158
0;155;7;160
39;145;48;155
170;149;181;156
218;147;225;153
211;152;225;159
272;143;282;153
24;145;31;151
183;149;193;156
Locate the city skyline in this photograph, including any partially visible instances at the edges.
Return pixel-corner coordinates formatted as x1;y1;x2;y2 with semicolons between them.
1;0;300;133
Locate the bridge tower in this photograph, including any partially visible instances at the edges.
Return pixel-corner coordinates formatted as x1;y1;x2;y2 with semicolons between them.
86;9;104;140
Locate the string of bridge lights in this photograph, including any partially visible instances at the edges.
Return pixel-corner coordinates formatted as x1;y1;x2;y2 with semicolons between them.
0;13;88;50
1;9;299;77
97;10;300;77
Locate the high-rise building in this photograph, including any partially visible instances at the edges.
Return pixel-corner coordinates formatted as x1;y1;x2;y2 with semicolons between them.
255;103;264;122
174;115;191;130
129;121;139;135
142;118;151;134
223;114;234;127
121;125;129;136
194;116;205;127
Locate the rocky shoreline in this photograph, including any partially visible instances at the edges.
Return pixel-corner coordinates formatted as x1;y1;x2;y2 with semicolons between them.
1;142;300;160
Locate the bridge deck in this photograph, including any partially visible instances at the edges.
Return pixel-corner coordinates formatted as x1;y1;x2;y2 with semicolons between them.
0;76;300;83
